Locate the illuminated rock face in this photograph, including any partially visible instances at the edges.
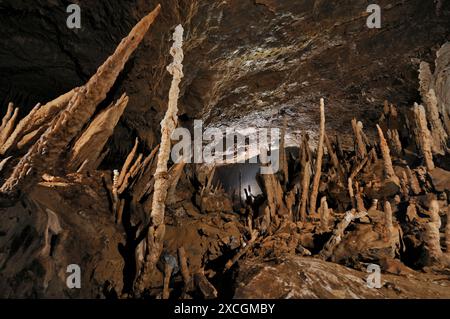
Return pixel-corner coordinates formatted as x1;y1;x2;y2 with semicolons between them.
1;1;449;156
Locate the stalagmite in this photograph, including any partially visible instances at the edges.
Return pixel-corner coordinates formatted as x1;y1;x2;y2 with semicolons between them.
434;43;450;136
355;182;366;213
261;166;287;219
0;103;14;132
279;120;289;184
424;200;442;263
423;89;447;154
118;138;139;190
376;125;400;185
418;62;434;100
319;196;330;232
324;133;345;184
406;166;421;195
0;5;162;200
0;156;12;174
348;177;356;208
112;169;120;221
298;135;311;222
0;90;75;155
384;201;394;244
351;119;367;159
310;98;325;215
0;104;19;148
135;24;184;291
318;209;367;260
412;104;435;171
68;94;129;172
386;129;402;156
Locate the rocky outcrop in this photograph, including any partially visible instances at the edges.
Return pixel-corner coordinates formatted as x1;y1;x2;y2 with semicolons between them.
234;256;450;299
0;173;123;298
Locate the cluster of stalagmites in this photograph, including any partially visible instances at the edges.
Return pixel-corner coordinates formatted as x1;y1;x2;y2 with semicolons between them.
1;5;450;298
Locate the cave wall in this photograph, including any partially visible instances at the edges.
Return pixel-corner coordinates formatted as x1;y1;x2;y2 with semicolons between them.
1;0;449;163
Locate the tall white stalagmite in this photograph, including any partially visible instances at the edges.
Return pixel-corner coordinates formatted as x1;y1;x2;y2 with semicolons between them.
136;24;184;291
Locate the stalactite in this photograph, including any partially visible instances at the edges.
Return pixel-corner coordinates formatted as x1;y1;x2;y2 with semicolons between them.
0;5;162;201
135;24;184;292
384;202;394;242
310;98;325;215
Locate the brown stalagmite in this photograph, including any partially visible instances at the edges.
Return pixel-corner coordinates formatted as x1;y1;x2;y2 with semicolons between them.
310;98;325;215
324;133;345;184
319;196;330;232
0;90;75;155
112;169;120;221
412;103;435;171
0;102;14;132
384;201;394;243
406;166;421;195
299;135;311;222
434;43;450;136
0;105;19;148
118;138;139;189
422;88;448;154
386;129;402;156
418;61;434;99
0;5;161;199
135;24;184;292
279;119;289;184
68;94;129;172
376;124;400;185
351;119;367;159
348;177;356;208
424;200;442;263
